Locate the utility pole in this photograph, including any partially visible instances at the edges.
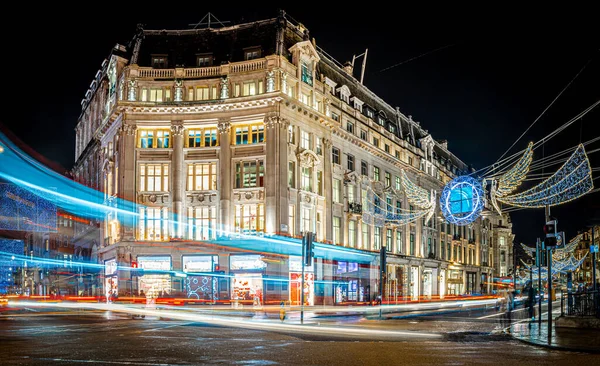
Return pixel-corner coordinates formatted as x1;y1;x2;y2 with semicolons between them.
544;205;553;343
537;238;542;326
301;233;306;325
592;225;597;292
379;244;386;319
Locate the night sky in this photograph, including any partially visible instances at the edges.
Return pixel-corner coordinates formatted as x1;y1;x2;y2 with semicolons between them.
1;6;598;251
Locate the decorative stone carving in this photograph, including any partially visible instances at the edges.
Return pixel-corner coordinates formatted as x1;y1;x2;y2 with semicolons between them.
118;81;124;101
217;118;231;134
297;150;321;168
264;112;279;129
324;98;331;117
148;194;157;203
171;124;184;136
304;195;311;204
121;124;137;136
127;79;137;101
266;71;275;93
174;79;184;102
197;194;205;202
245;192;254;200
220;76;229;99
280;71;287;94
322;138;332;148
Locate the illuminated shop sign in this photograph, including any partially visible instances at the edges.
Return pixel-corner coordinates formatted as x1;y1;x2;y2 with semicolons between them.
138;256;171;271
182;255;218;273
230;255;267;271
104;259;117;276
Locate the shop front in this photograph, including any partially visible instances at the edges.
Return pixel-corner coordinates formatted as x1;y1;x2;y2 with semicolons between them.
104;258;118;299
289;256;314;306
385;264;407;304
439;269;446;299
182;255;222;302
410;266;420;300
466;271;477;294
333;261;367;304
137;256;172;297
423;269;433;299
230;254;267;306
447;268;464;296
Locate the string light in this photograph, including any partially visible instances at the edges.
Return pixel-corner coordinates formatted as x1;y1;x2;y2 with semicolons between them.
495;142;534;197
498;144;594;208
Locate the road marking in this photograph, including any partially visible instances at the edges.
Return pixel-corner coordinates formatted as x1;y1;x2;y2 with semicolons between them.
22;357;177;365
144;322;195;332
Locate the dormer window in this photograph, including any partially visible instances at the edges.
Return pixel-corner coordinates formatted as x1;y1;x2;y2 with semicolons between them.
350;96;363;112
151;55;168;69
377;116;385;126
324;77;337;94
244;47;261;60
388;124;396;133
365;108;374;119
196;54;213;67
301;62;313;86
336;85;351;104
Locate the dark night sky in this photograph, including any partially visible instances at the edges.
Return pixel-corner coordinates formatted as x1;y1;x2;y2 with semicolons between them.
1;5;599;249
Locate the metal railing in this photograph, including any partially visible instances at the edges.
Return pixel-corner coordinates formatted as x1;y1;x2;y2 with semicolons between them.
561;290;600;318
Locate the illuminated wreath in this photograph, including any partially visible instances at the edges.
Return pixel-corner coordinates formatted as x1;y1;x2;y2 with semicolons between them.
440;176;485;226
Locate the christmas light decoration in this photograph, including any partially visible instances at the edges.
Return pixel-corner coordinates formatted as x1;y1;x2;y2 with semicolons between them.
497;144;593;208
489;142;534;214
440;175;485;226
400;170;436;224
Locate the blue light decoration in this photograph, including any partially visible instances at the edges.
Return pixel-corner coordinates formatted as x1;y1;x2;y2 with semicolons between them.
440;176;485;226
497;144;593;208
0;239;23;294
0;183;57;232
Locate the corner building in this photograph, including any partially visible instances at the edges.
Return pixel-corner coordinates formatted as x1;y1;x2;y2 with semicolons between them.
73;12;513;305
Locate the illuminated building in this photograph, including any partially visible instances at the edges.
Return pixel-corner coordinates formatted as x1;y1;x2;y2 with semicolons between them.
72;11;513;303
574;226;599;286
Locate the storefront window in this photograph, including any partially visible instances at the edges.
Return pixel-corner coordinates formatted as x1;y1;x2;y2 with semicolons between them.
137;256;172;298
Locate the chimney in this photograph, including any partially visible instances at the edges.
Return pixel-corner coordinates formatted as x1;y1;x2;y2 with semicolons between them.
343;61;354;77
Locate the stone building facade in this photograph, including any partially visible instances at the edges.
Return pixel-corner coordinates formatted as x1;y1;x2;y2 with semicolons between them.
72;12;513;304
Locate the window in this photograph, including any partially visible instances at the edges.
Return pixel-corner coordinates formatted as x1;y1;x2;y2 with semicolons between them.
301;93;311;106
301;167;312;192
244;48;261;60
395;176;401;190
187;162;217;191
347;154;355;171
196;54;213;67
195;86;210;100
317;171;323;196
151;55;167;68
377;116;385;126
288;161;295;188
243;81;257;96
360;129;367;141
362;223;369;250
235;124;265;144
386;196;393;212
385;172;391;187
396;201;402;215
289;205;295;236
410;233;415;256
187;206;216;240
316;138;322;155
187;128;218;147
385;144;390;153
333;179;341;203
141;87;170;102
302;207;312;233
301;62;313;86
395;151;400;160
346;121;354;134
373;137;379;148
138;207;169;241
234;204;265;233
361;161;368;176
374;227;382;250
139;164;169;192
348;221;356;247
396;231;403;253
333;217;341;244
235;160;264;188
347;185;355;202
300;130;311;150
428;237;432;256
373;166;380;181
408;156;413;166
386;229;393;251
366;109;374;119
332;147;340;165
331;112;340;122
138;129;170;148
388;125;396;133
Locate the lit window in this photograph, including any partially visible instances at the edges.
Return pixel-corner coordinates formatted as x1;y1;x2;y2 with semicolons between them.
243;82;257;96
244;48;261;60
331;112;340;122
395;176;401;190
235;160;264;188
396;201;402;215
300;130;311;150
316;171;323;196
346;121;354;134
374;227;382;250
151;55;167;68
333;179;341;203
301;167;312;192
138;129;170;148
288;161;295;188
333;217;341;245
187;162;217;191
301;62;313;86
316;138;322;155
348;221;356;247
301;93;310;106
386;229;393;251
186;128;219;147
234;204;264;233
396;231;403;253
373;166;380;181
385;172;391;187
235;124;265;145
196;54;213;67
289;205;295;236
332;147;340;165
347;154;355;171
302;207;312;233
141;87;170;102
195;86;210;100
138;207;169;241
139;164;169;192
187;206;216;240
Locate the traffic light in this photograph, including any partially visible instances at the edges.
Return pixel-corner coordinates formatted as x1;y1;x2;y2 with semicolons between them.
544;219;558;248
380;246;387;276
303;231;314;266
131;261;138;269
213;264;220;272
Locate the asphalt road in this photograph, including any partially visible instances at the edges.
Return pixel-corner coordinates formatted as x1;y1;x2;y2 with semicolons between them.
1;309;599;365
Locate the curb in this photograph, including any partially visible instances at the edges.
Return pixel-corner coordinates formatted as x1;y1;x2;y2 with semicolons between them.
510;334;600;354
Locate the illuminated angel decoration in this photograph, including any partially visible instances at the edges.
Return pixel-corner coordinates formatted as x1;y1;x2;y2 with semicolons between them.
489;142;534;214
497;144;593;208
401;170;436;225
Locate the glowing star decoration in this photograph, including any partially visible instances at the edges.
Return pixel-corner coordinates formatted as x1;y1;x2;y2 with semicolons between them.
440;176;485;226
497;144;593;208
489;142;534;214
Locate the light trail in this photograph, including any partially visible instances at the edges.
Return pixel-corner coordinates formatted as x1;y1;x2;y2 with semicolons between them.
7;300;442;340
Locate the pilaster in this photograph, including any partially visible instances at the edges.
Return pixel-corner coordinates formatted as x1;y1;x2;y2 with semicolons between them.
264;112;289;235
323;138;333;242
120;123;137;241
218;118;231;236
171;122;185;238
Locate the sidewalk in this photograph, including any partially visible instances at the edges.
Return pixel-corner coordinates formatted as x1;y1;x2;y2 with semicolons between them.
510;319;600;353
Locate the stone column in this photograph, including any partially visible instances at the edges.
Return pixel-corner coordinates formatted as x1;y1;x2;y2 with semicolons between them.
120;123;137;241
264;112;289;235
323;138;333;243
171;122;185;238
218;118;231;236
